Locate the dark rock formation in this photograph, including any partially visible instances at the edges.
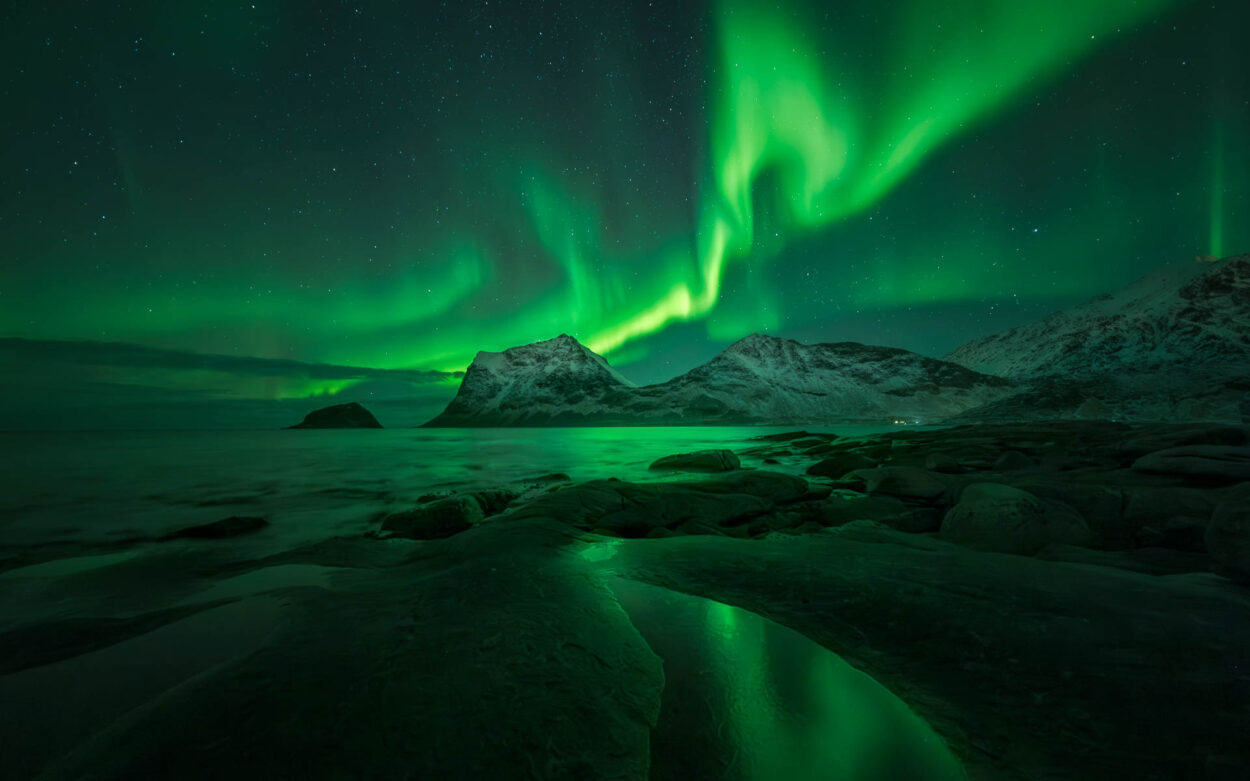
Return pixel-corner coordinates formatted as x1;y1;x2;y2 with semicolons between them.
1132;445;1250;484
941;483;1092;554
286;402;382;429
649;449;740;473
506;470;810;539
381;488;519;540
381;496;483;540
159;516;268;541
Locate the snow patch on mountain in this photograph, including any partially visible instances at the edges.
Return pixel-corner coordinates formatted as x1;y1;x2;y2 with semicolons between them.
946;254;1250;421
947;255;1249;379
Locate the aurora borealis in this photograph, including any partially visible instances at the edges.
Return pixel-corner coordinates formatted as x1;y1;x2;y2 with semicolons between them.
1;0;1247;426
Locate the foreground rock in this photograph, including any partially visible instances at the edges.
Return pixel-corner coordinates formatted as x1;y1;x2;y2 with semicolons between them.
508;470;811;539
848;466;948;504
380;496;484;540
941;483;1092;554
286;401;382;429
649;449;740;473
381;488;519;540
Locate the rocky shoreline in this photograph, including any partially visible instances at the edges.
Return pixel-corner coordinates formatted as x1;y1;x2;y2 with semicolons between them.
2;421;1249;779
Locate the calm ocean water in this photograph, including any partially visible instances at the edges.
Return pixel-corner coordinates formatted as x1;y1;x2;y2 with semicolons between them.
0;425;907;550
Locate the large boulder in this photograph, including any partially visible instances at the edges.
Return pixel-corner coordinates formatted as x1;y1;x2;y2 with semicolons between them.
1123;487;1217;552
1132;445;1250;484
1206;483;1250;583
286;402;382;429
941;483;1092;554
848;466;948;504
1010;479;1128;549
508;470;811;538
381;495;485;539
791;492;940;534
649;449;740;473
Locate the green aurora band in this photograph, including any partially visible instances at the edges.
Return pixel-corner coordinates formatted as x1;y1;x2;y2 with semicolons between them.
6;0;1240;407
582;0;1181;356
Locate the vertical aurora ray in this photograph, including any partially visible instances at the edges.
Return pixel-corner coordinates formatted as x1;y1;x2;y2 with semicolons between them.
1210;121;1225;258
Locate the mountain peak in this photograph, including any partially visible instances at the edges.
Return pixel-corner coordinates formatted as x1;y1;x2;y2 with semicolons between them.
724;333;792;355
423;334;636;426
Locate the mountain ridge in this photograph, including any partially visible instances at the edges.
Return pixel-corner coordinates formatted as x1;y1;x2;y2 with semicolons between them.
424;254;1249;426
423;333;1013;427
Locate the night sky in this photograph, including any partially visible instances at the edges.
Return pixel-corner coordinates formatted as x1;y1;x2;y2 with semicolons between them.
1;0;1247;428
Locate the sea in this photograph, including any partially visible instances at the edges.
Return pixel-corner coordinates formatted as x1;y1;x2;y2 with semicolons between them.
0;425;906;554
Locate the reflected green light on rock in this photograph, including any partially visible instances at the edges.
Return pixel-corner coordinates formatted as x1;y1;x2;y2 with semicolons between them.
607;575;967;780
577;538;624;563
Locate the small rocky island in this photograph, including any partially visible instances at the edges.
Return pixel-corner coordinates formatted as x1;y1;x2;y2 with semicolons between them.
286;401;382;429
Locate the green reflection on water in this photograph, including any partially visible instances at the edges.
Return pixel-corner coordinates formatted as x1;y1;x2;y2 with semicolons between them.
609;577;966;780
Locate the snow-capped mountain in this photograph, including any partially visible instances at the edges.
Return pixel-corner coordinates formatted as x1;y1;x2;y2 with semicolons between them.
422;334;638;426
631;334;1013;423
423;333;1013;426
946;254;1250;420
